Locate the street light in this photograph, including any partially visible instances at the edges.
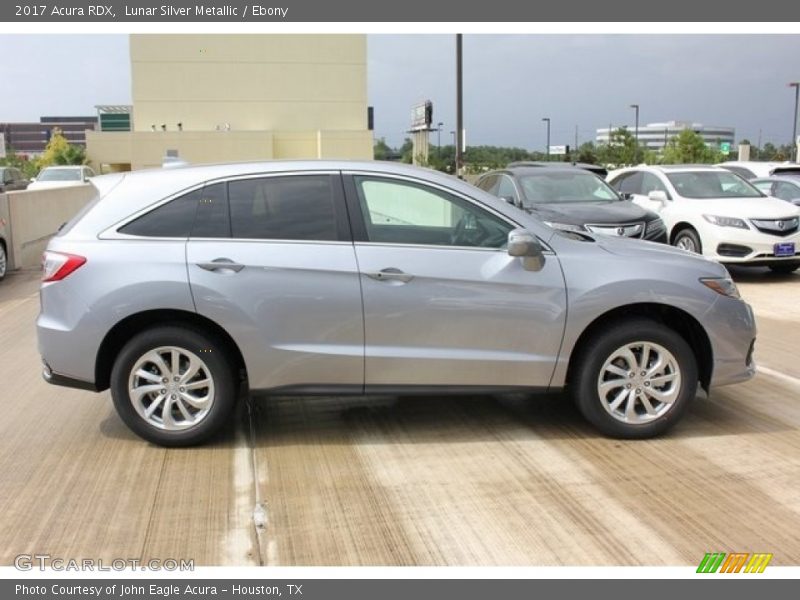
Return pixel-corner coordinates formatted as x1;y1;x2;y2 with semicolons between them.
630;104;640;163
789;83;799;162
542;117;551;160
437;121;443;155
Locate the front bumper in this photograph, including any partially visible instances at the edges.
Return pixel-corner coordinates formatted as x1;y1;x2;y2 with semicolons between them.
706;296;757;388
700;224;800;264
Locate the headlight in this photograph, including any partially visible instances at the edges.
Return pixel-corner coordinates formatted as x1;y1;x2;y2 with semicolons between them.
702;215;749;229
700;277;740;299
543;221;585;233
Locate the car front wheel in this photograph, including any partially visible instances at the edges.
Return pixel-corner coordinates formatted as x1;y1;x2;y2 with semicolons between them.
571;319;698;438
673;228;702;254
110;326;238;446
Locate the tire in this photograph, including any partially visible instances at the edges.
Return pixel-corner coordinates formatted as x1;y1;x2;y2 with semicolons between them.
570;318;698;439
768;262;799;274
110;325;238;446
672;228;702;254
0;242;6;281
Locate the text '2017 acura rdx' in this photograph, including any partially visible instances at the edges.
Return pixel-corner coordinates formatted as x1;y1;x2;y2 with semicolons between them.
38;161;756;446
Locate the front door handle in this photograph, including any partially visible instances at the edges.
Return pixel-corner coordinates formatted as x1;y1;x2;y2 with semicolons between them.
196;258;245;273
364;268;414;283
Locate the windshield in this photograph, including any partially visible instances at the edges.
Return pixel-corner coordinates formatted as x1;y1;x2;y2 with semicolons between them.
518;171;620;206
38;168;82;182
666;171;763;199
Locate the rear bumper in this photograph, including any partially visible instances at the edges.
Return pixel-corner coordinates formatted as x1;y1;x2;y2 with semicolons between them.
41;360;99;392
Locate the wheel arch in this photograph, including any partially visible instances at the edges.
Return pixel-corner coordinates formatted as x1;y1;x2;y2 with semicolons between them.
669;221;698;245
566;303;713;392
95;309;247;392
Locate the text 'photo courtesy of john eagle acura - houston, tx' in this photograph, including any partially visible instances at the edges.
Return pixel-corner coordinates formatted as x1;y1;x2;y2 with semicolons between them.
37;161;756;446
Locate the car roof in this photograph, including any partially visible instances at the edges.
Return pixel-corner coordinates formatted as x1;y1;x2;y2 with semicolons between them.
612;165;728;174
65;160;516;238
498;166;604;176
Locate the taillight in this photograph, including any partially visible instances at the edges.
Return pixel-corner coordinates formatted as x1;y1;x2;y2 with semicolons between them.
42;251;86;282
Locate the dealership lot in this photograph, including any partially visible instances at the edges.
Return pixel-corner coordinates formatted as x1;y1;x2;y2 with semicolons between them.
1;267;800;566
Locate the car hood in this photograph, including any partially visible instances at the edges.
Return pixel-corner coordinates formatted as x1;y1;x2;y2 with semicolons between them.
590;231;725;273
681;196;800;218
525;200;654;225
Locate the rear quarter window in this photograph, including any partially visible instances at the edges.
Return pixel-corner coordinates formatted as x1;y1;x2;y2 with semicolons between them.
118;189;201;238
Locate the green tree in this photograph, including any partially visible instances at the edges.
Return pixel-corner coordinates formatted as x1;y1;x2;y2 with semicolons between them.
596;127;636;166
399;138;414;164
575;142;598;164
661;129;721;164
35;129;87;172
373;137;392;160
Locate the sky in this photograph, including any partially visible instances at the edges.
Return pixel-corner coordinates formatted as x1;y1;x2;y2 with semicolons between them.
1;34;799;151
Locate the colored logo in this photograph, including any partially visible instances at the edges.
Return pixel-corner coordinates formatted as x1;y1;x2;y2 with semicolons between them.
697;552;773;573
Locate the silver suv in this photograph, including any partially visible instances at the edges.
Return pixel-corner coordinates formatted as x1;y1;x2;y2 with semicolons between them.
37;161;756;446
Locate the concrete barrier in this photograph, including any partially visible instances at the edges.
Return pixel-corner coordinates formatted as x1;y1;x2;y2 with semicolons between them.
3;185;95;271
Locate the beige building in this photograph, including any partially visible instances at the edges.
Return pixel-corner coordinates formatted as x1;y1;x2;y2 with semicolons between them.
87;35;373;171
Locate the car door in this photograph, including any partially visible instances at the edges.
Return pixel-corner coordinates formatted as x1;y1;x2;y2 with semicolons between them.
343;173;567;389
186;173;364;391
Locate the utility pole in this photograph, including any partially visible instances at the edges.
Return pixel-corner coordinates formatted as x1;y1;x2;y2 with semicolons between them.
542;117;551;160
574;125;578;160
456;34;464;178
630;103;640;163
790;82;799;162
437;121;443;156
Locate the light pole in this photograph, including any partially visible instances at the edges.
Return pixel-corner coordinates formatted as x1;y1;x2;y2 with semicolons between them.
542;117;550;160
630;104;640;163
437;121;443;155
789;83;799;162
456;34;464;178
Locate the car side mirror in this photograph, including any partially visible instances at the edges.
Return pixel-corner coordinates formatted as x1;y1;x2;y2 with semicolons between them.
500;195;516;205
648;190;669;204
619;192;633;201
507;229;545;271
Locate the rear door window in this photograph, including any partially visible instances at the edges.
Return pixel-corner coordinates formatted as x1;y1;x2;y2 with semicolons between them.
227;175;339;241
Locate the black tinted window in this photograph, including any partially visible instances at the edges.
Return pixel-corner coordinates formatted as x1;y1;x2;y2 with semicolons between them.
616;171;643;194
191;183;230;238
724;166;755;180
119;189;200;238
476;174;499;194
228;175;338;241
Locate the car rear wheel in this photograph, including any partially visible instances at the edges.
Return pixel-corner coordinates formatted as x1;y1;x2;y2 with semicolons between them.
768;262;799;274
673;228;702;254
110;326;238;446
571;319;698;438
0;243;6;280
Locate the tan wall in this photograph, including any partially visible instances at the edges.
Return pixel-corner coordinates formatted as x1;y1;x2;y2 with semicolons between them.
130;34;367;132
87;129;373;170
3;186;95;270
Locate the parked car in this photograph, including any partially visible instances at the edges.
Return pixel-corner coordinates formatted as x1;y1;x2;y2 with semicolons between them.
0;166;30;193
608;165;800;273
751;177;800;206
0;215;7;281
717;161;800;180
38;161;755;446
475;166;667;243
28;165;96;190
507;161;608;178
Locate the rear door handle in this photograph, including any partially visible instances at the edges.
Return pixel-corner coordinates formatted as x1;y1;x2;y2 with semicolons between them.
196;258;245;273
364;268;414;283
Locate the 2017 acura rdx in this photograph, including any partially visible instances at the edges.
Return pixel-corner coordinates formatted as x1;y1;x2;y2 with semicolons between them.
37;161;756;446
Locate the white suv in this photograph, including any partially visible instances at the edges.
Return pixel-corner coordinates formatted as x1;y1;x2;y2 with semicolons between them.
608;165;800;273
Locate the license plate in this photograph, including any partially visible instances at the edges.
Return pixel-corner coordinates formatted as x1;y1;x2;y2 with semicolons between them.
774;242;795;257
